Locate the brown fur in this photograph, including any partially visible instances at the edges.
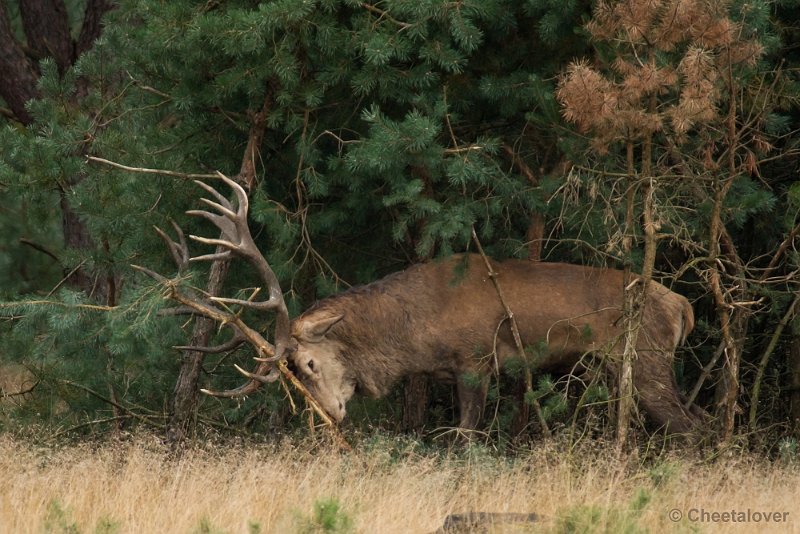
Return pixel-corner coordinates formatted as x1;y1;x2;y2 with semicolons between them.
288;254;704;435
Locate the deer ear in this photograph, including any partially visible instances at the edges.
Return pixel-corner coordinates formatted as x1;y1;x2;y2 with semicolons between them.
300;313;344;342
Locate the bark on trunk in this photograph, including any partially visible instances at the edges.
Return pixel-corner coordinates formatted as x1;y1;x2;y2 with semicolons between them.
0;5;40;124
166;251;231;445
789;335;800;434
166;314;226;444
76;0;116;58
19;0;73;73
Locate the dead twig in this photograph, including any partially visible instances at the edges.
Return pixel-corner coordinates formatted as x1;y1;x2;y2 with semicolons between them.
471;227;551;437
86;156;219;180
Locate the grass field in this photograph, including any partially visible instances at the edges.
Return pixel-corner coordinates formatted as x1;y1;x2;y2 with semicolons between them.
0;432;798;533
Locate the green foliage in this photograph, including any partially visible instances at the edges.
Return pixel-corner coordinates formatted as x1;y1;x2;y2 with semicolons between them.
647;461;680;488
93;517;121;534
552;489;651;534
0;0;797;442
192;518;227;534
460;371;484;389
580;324;593;342
504;356;526;379
777;437;798;465
584;383;610;404
525;340;550;363
44;500;79;534
295;498;354;534
525;375;568;422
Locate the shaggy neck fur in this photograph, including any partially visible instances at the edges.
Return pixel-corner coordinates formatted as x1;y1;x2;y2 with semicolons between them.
300;267;436;397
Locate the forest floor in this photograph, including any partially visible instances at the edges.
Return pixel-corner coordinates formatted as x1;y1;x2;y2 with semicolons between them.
0;431;798;533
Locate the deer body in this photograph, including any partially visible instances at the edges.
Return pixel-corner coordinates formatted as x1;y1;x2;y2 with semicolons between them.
289;254;701;434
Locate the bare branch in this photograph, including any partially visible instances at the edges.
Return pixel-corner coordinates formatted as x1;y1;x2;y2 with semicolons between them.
360;2;412;29
1;380;39;398
19;238;61;264
86;156;219;179
471;227;551;438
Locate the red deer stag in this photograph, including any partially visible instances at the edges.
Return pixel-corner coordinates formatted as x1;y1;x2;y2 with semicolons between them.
141;175;705;437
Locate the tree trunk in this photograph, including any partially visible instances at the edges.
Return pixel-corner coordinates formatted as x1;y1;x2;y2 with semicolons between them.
166;251;232;445
166;93;272;447
616;141;638;450
76;1;116;58
19;0;73;73
789;334;800;434
0;5;40;124
712;69;745;443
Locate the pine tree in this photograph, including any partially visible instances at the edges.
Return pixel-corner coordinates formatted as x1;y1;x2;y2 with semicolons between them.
0;0;590;440
1;0;797;445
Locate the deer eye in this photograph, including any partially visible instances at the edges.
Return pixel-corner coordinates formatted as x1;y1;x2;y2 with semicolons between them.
307;359;315;372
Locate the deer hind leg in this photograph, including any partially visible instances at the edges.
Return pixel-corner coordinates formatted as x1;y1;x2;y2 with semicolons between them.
632;351;700;435
456;372;489;436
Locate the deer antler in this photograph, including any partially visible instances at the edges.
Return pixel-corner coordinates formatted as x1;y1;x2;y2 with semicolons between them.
134;172;346;440
184;172;291;396
134;173;288;396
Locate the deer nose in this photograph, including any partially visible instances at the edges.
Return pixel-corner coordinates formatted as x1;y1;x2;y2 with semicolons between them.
333;401;346;422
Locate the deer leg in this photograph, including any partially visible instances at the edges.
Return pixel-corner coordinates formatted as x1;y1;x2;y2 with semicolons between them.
632;354;701;435
456;372;489;434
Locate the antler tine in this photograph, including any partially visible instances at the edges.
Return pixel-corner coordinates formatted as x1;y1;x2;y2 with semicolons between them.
176;172;292;397
213;171;249;217
193;179;233;209
186;210;236;248
190;250;234;263
197;197;238;220
153;221;190;270
200;362;280;398
185;175;250;258
234;363;280;383
186;174;289;320
131;264;171;284
174;326;247;353
189;235;238;249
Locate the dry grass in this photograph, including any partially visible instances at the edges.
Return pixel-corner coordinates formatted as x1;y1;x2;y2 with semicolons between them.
0;433;798;533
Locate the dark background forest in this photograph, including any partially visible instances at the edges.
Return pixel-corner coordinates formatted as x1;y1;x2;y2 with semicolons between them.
1;0;799;452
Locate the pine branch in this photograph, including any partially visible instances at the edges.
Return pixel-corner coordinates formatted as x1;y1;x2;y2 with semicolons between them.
0;300;114;312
